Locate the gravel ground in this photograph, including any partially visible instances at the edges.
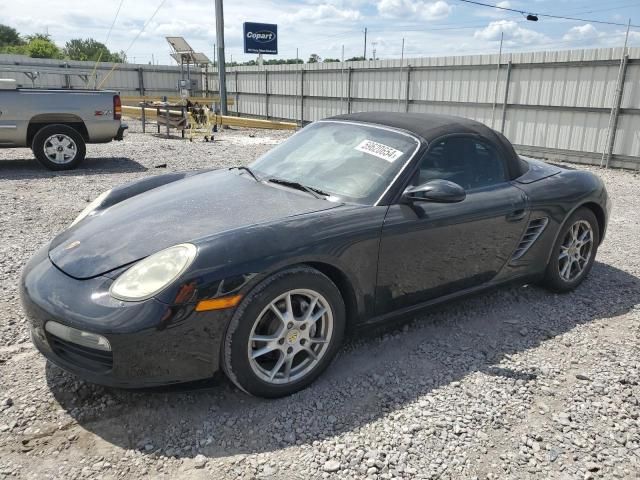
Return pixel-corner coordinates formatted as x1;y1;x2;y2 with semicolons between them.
0;122;639;479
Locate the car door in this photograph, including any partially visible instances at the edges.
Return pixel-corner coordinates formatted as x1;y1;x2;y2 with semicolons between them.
375;134;529;315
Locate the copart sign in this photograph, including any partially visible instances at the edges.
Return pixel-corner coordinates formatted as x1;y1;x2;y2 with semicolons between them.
243;22;278;55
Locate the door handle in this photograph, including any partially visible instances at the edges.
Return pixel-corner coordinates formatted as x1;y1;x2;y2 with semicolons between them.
506;209;526;222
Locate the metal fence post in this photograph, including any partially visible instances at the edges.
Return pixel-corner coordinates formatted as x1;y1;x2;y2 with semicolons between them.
137;67;145;96
602;54;629;168
265;69;269;119
235;70;240;117
300;69;305;126
500;60;513;134
64;63;71;89
347;67;353;114
405;65;412;113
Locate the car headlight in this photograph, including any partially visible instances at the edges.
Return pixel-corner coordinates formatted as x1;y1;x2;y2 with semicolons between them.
110;243;197;301
70;189;111;227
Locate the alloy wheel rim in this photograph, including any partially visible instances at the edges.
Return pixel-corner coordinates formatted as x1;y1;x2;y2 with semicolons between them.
44;134;77;164
558;219;593;282
248;289;333;385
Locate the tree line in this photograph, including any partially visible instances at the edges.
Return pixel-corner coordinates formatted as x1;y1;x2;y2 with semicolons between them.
0;24;126;62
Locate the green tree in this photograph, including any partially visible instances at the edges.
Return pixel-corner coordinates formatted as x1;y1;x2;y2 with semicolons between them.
25;33;52;42
308;53;321;63
0;24;23;47
64;38;125;63
26;36;62;59
346;56;366;62
323;58;340;63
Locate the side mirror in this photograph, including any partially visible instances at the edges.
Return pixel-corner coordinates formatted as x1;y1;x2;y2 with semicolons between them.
403;179;466;203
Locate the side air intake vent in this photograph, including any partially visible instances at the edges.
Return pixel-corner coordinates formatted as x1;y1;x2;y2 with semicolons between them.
511;217;549;261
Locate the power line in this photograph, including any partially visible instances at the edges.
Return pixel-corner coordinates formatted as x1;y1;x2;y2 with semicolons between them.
454;0;640;28
97;0;168;88
123;0;168;54
104;0;125;45
558;1;640;16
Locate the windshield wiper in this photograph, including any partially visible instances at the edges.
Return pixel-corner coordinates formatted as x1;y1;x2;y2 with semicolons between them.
229;166;261;182
267;177;329;199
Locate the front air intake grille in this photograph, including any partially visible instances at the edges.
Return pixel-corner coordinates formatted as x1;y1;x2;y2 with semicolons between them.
511;217;549;261
47;333;113;373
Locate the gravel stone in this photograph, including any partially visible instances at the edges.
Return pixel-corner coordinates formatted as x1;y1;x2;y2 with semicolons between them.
323;460;341;472
193;454;207;469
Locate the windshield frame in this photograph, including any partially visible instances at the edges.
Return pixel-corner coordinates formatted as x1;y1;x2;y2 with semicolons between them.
251;119;424;206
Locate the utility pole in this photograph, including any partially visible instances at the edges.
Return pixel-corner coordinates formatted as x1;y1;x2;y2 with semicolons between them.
363;27;367;59
215;0;228;115
372;42;377;61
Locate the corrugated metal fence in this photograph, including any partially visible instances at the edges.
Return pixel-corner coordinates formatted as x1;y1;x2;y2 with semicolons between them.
2;48;640;169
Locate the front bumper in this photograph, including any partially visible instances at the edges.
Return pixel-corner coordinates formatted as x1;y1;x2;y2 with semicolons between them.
20;245;230;388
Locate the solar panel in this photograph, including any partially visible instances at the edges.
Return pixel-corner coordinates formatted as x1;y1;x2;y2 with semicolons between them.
192;52;211;64
166;37;194;53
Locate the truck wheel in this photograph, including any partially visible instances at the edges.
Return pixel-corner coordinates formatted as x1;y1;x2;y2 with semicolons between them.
32;124;86;170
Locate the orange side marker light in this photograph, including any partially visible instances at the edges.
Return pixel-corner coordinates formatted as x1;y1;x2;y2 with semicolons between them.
195;294;243;312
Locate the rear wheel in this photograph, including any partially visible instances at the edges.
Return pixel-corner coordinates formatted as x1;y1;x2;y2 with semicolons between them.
32;124;86;170
542;207;599;292
222;267;345;398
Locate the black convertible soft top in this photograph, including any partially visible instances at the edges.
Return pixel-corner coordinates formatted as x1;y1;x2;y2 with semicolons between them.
329;112;528;179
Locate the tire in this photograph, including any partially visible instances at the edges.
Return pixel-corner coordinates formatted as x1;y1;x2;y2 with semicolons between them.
222;266;346;398
31;124;86;171
541;207;600;293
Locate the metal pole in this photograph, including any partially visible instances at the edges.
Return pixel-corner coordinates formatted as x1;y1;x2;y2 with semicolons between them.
235;70;239;116
341;45;345;113
601;19;631;168
347;67;353;114
500;60;512;134
405;66;411;113
204;64;209;97
265;69;269;119
215;0;228;115
137;67;145;96
491;32;503;130
398;38;405;110
363;27;367;59
165;104;170;138
295;48;299;124
300;69;305;126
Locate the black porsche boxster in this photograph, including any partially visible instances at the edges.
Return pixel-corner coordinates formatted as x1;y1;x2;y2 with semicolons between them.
21;112;610;397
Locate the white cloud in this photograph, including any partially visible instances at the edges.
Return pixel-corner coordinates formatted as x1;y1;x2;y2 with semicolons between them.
562;24;601;42
284;4;361;23
496;1;511;9
474;20;549;44
377;0;452;21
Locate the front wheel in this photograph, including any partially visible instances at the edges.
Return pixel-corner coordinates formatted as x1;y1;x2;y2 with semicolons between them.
222;267;345;398
32;124;86;170
541;207;600;293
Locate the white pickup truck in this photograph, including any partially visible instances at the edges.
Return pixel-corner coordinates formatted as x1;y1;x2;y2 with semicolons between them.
0;78;127;170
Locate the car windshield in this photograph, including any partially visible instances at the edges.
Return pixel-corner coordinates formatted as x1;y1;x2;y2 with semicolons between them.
250;121;420;204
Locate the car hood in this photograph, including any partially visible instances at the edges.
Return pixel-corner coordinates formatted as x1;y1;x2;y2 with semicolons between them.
49;169;342;279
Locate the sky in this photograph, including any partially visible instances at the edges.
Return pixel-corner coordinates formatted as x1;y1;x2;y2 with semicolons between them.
2;0;640;65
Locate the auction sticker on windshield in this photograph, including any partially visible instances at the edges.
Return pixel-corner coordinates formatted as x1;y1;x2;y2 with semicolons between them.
355;139;404;162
